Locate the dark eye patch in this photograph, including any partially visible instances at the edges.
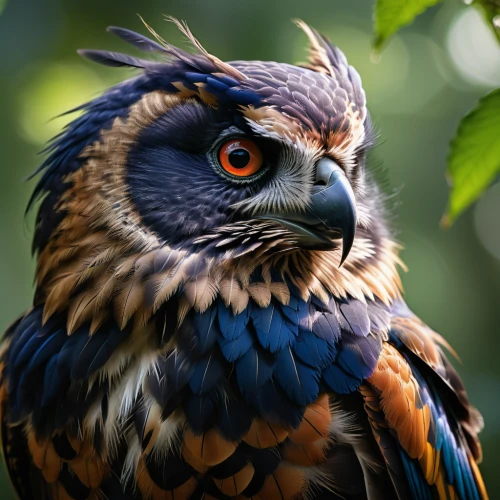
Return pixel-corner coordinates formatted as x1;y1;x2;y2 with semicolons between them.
137;101;234;154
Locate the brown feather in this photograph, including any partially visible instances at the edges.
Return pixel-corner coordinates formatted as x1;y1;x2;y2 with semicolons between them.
114;276;145;330
70;456;107;489
66;291;100;334
219;275;250;315
182;446;210;473
247;283;272;308
50;482;74;500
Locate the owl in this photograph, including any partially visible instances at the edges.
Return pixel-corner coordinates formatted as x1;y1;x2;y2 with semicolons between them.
0;17;487;500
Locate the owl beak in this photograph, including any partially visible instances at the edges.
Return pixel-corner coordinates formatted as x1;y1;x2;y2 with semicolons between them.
258;158;357;265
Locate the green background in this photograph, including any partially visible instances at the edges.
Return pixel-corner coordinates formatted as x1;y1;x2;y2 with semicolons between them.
0;0;499;497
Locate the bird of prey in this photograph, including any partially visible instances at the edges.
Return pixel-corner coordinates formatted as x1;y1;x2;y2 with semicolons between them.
0;17;488;500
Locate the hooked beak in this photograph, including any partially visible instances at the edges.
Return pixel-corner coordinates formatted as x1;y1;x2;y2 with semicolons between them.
259;158;357;265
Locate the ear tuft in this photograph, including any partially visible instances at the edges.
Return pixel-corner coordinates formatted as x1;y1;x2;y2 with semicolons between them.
164;15;246;81
294;19;367;121
294;19;335;76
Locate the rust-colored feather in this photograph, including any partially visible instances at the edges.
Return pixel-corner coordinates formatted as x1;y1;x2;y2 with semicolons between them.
214;463;255;496
183;428;237;467
41;443;61;484
283;438;329;466
70;455;107;489
27;429;61;483
242;418;288;449
257;464;307;500
367;343;431;460
289;394;331;445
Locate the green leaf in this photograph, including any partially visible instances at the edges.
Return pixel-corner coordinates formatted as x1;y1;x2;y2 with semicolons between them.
373;0;443;51
442;89;500;228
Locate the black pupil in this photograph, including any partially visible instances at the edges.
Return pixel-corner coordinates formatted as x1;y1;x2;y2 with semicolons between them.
228;149;250;169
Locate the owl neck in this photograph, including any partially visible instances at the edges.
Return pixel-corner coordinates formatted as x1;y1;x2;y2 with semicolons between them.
34;218;403;337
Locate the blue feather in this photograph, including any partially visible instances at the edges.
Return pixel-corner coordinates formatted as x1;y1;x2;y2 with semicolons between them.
218;325;253;362
226;88;261;105
216;398;253;441
184;392;218;434
217;300;249;340
252;303;298;352
188;354;225;394
312;311;341;344
245;379;304;428
24;330;65;375
12;326;45;368
322;363;362;394
193;307;219;353
409;357;481;500
339;299;370;336
216;75;240;87
336;334;380;380
274;347;319;406
279;298;308;327
8;310;44;362
56;328;89;373
399;449;433;500
293;330;336;368
206;76;230;92
71;324;128;379
184;72;209;84
235;346;274;395
41;355;65;408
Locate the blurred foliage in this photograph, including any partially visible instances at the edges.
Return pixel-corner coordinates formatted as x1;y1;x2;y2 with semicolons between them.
475;0;500;43
442;89;500;227
373;0;500;224
0;0;499;497
373;0;442;51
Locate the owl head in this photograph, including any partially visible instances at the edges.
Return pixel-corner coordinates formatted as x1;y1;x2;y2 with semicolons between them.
31;18;401;330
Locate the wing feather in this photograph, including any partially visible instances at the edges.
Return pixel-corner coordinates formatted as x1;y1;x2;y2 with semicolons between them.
360;304;487;500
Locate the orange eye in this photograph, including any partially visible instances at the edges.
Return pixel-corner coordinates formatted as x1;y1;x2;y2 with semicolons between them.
218;138;263;177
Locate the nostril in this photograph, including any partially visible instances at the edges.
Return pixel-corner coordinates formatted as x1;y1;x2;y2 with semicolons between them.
314;157;341;188
314;179;328;187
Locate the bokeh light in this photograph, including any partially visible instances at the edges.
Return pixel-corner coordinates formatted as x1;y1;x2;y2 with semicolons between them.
474;182;500;260
17;62;106;146
446;7;500;88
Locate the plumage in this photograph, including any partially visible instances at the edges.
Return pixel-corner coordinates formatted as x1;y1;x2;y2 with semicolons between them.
0;15;487;500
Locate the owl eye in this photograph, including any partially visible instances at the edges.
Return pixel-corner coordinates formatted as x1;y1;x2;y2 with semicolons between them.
218;138;263;178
